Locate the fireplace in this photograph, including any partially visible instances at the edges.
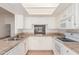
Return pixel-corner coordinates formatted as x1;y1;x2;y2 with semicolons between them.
34;25;46;35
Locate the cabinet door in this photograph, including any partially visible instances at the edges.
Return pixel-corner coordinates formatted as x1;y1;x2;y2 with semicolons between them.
28;36;40;50
4;47;18;55
52;38;56;54
54;40;62;55
65;48;77;55
39;37;53;50
61;45;77;55
4;40;26;55
28;36;53;50
18;40;26;55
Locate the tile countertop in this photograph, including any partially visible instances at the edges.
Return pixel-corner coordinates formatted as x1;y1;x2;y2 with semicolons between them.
0;37;27;55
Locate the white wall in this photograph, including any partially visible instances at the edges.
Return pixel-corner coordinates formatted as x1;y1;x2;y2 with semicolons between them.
0;14;6;38
0;13;14;38
24;16;56;33
5;14;15;37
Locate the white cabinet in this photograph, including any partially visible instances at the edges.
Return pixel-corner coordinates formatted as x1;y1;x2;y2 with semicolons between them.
28;36;40;50
17;40;26;55
4;43;25;55
65;16;75;29
54;39;77;55
52;37;56;54
59;4;76;29
74;4;79;28
15;15;24;29
4;39;28;55
61;45;77;55
60;4;79;29
39;37;53;50
54;39;63;55
60;15;75;29
15;15;24;34
28;36;53;50
4;46;19;55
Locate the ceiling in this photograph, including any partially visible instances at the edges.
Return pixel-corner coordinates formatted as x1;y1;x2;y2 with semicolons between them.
0;7;14;15
0;3;28;15
22;3;59;15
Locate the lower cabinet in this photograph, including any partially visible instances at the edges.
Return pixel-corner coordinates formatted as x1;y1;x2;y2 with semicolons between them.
4;39;28;55
61;45;77;55
17;39;26;55
28;36;53;50
54;40;63;55
51;37;57;54
54;39;77;55
4;46;19;55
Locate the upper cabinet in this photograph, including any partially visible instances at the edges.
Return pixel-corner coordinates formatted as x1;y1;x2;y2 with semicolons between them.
74;4;79;28
15;15;24;29
60;15;75;29
57;4;79;29
15;14;24;34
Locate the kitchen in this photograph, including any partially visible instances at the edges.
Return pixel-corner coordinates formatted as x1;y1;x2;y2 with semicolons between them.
0;3;79;55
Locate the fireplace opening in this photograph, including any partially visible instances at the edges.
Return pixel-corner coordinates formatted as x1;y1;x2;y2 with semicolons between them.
34;25;46;35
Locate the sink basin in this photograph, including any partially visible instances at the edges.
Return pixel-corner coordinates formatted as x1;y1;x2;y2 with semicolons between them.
8;37;22;41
